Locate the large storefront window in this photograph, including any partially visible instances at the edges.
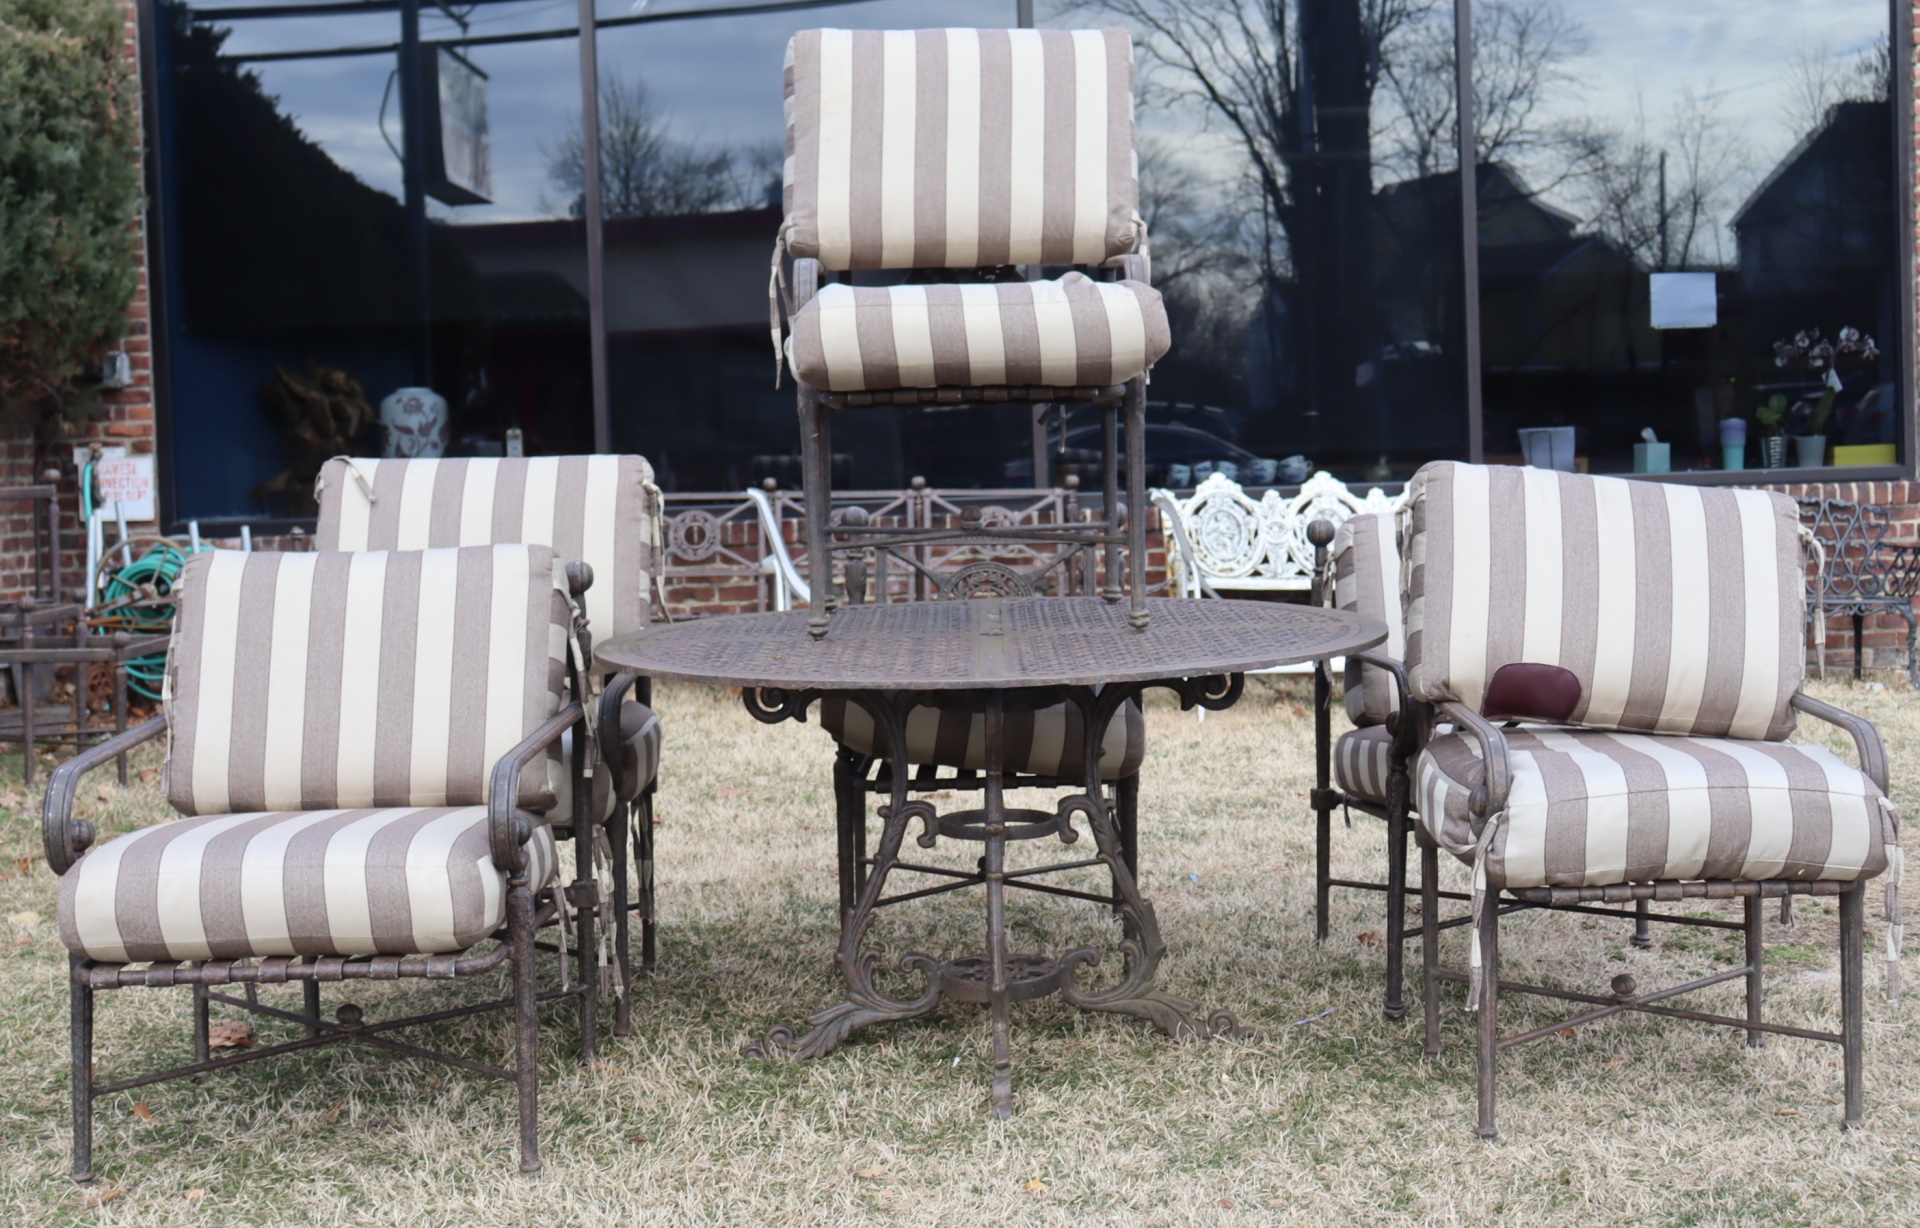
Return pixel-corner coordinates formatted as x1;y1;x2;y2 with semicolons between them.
1470;0;1900;476
146;2;1909;525
153;1;592;525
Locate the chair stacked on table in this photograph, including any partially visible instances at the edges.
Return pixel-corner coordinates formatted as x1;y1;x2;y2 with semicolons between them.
47;543;599;1176
1399;460;1902;1139
773;27;1166;913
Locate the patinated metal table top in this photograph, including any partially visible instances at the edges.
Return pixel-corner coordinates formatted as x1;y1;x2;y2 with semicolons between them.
593;595;1385;691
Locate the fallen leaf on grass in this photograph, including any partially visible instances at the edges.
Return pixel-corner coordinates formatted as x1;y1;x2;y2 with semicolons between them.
207;1021;252;1050
15;856;32;876
88;1187;125;1206
629;1135;648;1146
1024;1179;1046;1192
131;1102;154;1122
853;1165;885;1179
184;1190;204;1202
1219;1199;1235;1209
716;787;746;799
1356;930;1381;947
1555;1028;1577;1039
8;911;40;927
95;787;112;803
322;1099;347;1125
1774;1109;1800;1117
1602;1056;1625;1072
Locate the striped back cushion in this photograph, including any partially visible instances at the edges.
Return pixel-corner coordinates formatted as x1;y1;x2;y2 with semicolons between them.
166;545;570;816
783;28;1141;270
313;456;659;641
1403;462;1805;741
1333;512;1404;727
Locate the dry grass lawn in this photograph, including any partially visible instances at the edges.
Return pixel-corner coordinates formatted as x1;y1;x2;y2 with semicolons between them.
0;675;1915;1225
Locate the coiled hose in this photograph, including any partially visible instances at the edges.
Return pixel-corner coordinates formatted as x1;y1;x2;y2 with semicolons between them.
81;460;202;701
91;540;194;700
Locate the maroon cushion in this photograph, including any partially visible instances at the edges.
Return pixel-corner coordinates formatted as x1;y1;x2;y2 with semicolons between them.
1481;662;1582;724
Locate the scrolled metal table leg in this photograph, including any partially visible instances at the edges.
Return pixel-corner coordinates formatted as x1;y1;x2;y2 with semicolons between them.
747;692;940;1060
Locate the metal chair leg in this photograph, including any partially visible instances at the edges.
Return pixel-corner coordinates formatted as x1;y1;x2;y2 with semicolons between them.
1123;380;1149;630
509;881;542;1174
636;787;658;976
1475;897;1501;1142
1421;840;1442;1055
612;803;634;1038
192;982;211;1064
1840;882;1865;1128
797;386;833;638
70;955;94;1184
1384;806;1408;1020
1745;894;1765;1048
1632;897;1653;948
303;978;322;1038
833;747;864;925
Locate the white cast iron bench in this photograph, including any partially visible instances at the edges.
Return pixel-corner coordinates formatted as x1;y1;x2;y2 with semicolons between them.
1152;471;1406;676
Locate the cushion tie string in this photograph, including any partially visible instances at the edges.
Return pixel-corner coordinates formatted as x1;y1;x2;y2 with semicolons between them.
1881;795;1904;1003
768;221;795;388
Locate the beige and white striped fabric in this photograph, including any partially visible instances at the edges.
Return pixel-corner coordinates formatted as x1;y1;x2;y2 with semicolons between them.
165;545;569;817
313;456;662;643
782;28;1141;271
1334;725;1395;805
818;694;1145;782
550;705;663;825
1417;727;1892;889
1333;512;1405;727
57;806;560;963
1402;462;1804;742
788;272;1168;392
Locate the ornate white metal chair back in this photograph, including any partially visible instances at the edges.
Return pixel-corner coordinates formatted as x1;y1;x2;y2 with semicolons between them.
1182;473;1271;582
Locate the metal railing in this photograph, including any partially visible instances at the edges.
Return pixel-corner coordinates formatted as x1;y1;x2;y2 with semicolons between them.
659;478;1114;615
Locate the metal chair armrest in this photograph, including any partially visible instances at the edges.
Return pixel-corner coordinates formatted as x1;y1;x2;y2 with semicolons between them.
1791;690;1890;794
488;701;586;874
792;257;822;310
1434;701;1511;831
1102;252;1149;285
1150;488;1218;599
1350;650;1418;760
43;715;169;875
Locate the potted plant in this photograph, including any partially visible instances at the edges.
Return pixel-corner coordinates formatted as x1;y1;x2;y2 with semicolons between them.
1770;328;1879;468
1754;395;1789;468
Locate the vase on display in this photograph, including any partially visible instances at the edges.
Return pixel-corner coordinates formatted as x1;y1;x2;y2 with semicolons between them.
379;387;449;459
1793;434;1826;468
1759;434;1788;469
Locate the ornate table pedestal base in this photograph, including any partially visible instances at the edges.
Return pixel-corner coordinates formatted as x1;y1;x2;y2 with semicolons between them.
742;679;1249;1119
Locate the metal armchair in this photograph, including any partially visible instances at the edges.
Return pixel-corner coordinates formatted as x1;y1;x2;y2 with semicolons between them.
1404;462;1902;1139
772;27;1166;637
46;544;599;1177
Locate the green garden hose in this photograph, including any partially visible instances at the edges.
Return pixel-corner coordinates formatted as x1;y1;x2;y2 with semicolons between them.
82;460;204;701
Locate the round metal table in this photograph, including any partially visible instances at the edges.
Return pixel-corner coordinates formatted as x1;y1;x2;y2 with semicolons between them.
597;596;1385;1118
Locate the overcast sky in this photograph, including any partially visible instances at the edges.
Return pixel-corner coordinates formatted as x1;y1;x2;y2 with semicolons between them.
188;0;1888;232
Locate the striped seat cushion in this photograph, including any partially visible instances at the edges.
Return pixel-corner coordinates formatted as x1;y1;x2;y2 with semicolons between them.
57;807;560;963
313;456;662;642
166;545;570;816
787;273;1168;392
1333;512;1405;727
818;693;1144;781
1334;725;1395;805
1403;462;1805;741
783;28;1141;271
1417;727;1891;889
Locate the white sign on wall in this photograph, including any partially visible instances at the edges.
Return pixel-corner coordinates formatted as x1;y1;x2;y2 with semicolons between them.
93;453;155;522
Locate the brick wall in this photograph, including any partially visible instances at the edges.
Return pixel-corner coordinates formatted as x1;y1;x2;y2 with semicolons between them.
0;0;157;604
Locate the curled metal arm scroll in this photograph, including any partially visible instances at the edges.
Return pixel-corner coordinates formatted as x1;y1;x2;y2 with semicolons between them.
1791;690;1890;794
487;702;585;875
43;715;169;875
1150;673;1245;713
1435;701;1512;832
740;686;823;725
